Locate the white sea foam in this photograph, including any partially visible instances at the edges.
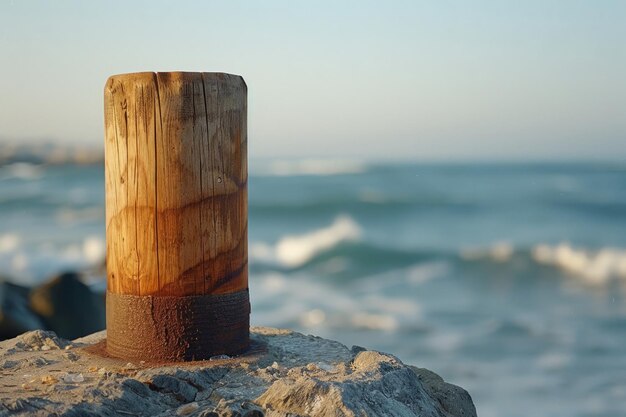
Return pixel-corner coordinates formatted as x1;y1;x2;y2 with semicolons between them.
250;216;362;268
532;243;626;285
250;269;419;333
0;234;105;284
459;241;626;285
350;313;399;331
0;233;21;253
83;236;105;264
250;272;354;328
59;236;105;267
276;216;361;267
0;162;43;180
300;309;327;327
255;159;367;177
460;241;514;262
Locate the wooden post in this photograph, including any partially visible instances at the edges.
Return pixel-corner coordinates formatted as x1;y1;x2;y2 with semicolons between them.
104;72;249;361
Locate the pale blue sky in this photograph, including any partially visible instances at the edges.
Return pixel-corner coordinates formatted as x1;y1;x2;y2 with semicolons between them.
1;0;624;160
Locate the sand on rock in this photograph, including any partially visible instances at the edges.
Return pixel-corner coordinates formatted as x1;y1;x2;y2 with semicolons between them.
0;328;476;417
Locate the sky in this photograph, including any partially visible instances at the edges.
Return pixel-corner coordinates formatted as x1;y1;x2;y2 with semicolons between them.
0;0;624;160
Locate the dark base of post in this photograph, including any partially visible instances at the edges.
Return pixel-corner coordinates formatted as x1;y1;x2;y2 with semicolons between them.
106;290;250;362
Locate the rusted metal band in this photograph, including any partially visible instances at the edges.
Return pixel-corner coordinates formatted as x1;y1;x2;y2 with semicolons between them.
106;289;250;361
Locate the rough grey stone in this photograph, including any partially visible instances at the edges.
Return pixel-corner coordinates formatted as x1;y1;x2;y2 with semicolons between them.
0;280;45;340
0;328;476;417
410;367;477;417
28;272;105;340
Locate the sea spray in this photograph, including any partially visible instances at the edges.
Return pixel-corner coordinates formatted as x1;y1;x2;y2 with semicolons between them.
250;215;362;268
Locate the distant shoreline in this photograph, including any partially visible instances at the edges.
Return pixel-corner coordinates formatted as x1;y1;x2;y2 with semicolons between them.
1;142;626;167
0;143;103;166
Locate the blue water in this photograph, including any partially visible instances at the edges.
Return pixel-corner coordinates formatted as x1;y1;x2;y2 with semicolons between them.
2;159;626;417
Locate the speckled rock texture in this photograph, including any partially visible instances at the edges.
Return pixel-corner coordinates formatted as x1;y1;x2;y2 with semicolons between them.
0;328;476;417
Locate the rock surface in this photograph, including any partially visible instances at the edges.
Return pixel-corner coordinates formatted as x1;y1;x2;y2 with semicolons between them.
28;272;106;340
0;281;45;340
0;273;106;341
0;328;476;417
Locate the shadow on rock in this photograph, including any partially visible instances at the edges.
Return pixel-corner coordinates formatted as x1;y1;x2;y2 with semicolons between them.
28;272;105;340
0;280;45;340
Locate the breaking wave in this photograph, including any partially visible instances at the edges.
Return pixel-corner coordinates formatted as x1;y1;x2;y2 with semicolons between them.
0;232;105;284
250;215;362;268
460;241;626;285
531;243;626;285
251;226;626;288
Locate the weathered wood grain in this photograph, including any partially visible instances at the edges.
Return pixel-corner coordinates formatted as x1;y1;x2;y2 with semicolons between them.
104;72;247;297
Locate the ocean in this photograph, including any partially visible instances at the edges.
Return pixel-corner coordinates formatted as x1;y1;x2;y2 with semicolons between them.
1;159;626;417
